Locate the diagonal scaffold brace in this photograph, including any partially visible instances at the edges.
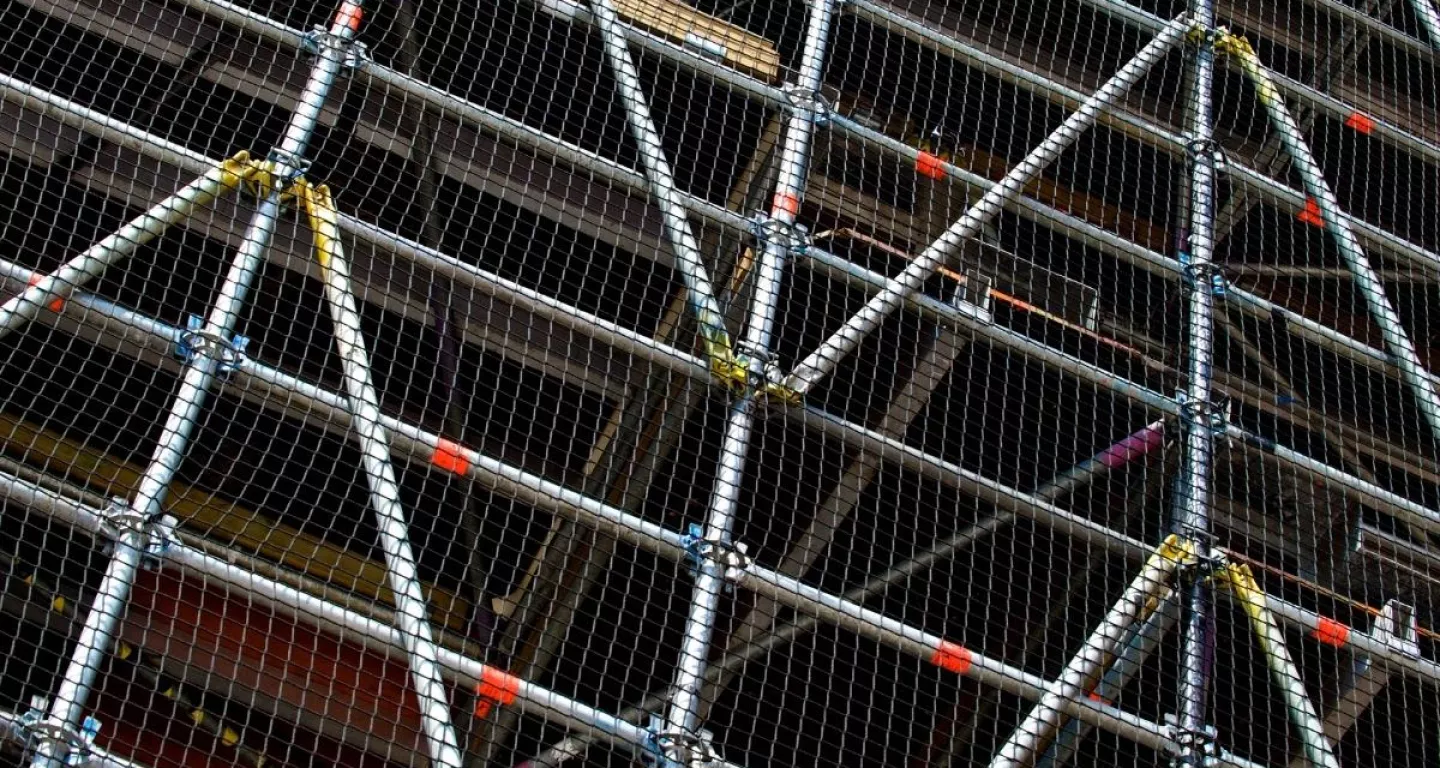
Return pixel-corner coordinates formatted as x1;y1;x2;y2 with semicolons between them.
0;153;256;341
10;4;462;768
782;11;1193;397
1215;29;1440;448
585;0;736;381
299;181;466;768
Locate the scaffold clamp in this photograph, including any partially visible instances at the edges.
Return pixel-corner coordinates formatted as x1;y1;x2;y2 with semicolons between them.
178;314;251;376
681;523;752;586
302;25;370;69
752;213;810;254
781;84;831;124
1176;391;1230;438
645;715;720;768
100;497;178;567
1164;714;1218;768
19;696;101;767
1178;251;1226;296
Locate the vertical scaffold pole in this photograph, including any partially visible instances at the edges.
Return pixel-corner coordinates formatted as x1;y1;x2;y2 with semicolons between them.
25;5;364;768
302;183;465;768
655;0;838;762
783;14;1192;397
1172;6;1223;766
0;155;253;341
1226;35;1440;446
586;0;733;365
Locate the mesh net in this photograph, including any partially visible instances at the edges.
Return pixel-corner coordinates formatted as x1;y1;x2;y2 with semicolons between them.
0;0;1436;766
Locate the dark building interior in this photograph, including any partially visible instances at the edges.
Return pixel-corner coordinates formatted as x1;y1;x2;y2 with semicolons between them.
0;0;1437;766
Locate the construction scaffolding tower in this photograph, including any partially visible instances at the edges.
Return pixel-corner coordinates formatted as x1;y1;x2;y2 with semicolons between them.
0;0;1437;765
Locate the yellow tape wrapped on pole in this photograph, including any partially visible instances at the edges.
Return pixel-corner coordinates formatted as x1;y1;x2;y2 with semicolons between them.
0;153;257;342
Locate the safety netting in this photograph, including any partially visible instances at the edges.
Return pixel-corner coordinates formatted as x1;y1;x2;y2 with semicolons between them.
0;0;1436;766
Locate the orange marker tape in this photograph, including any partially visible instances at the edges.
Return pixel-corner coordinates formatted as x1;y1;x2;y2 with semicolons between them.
915;151;948;180
474;666;522;718
335;2;364;31
1311;617;1350;648
1297;198;1324;228
1086;691;1112;706
931;640;973;675
772;193;801;217
432;438;471;476
1344;112;1376;135
28;276;63;313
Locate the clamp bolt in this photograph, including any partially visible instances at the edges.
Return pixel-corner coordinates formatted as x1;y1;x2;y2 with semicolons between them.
177;315;251;376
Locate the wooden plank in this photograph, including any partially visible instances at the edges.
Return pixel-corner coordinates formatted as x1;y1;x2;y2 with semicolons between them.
610;0;781;81
0;412;471;631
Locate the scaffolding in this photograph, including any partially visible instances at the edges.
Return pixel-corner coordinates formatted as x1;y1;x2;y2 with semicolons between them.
0;0;1437;766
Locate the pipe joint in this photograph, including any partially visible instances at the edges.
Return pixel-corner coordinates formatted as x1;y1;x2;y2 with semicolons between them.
302;26;369;69
17;696;100;767
1164;714;1219;768
645;715;721;768
1176;391;1231;436
176;314;251;377
681;524;753;586
781;84;831;124
99;497;178;567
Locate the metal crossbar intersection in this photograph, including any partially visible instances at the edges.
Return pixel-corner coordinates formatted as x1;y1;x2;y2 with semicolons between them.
3;2;1440;768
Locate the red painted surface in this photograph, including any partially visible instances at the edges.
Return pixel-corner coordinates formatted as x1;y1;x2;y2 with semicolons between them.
915;151;948;180
1310;616;1351;648
99;566;435;766
1296;198;1325;228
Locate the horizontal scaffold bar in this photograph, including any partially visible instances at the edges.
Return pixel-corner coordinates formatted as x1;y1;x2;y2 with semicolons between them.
2;258;1438;701
1;73;1437;597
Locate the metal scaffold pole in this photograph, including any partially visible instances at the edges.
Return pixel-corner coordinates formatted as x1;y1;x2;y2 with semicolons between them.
1171;6;1223;765
21;4;363;767
1224;33;1440;447
301;182;466;768
586;0;733;368
988;537;1193;768
655;0;837;761
0;155;253;341
783;13;1191;396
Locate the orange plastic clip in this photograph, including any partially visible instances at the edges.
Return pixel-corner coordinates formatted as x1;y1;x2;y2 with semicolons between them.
931;640;973;675
432;438;471;476
474;666;522;718
915;151;948;180
1296;198;1324;228
1311;617;1350;648
28;276;63;313
1344;112;1376;135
